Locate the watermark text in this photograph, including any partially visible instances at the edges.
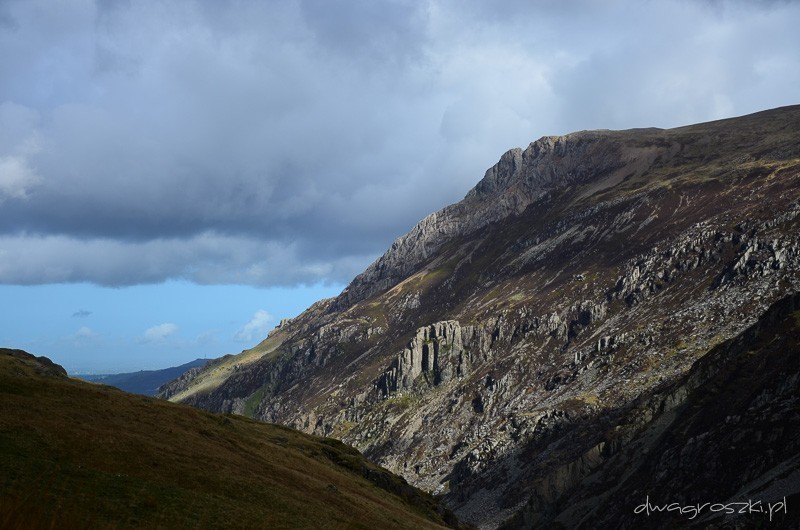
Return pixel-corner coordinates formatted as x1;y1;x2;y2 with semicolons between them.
634;495;787;521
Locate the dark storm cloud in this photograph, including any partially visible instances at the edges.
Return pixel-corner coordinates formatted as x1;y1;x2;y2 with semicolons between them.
0;0;798;286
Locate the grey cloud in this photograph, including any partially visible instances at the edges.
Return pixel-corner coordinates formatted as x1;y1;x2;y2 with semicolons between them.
0;0;798;287
72;309;92;318
0;233;370;287
298;0;428;66
547;1;800;133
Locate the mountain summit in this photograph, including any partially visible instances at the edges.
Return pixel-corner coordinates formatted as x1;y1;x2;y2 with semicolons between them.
162;106;800;528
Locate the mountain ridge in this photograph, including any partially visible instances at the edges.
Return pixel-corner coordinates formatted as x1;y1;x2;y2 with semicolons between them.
333;105;799;311
162;105;800;528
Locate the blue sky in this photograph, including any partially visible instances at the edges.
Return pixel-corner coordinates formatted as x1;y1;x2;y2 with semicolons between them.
0;281;343;373
1;0;798;374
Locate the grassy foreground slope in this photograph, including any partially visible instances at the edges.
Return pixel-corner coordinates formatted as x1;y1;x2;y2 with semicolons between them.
0;348;456;529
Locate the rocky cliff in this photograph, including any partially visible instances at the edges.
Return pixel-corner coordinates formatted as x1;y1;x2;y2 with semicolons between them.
161;105;800;528
501;292;800;529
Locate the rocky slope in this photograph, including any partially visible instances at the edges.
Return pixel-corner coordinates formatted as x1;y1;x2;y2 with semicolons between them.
500;292;800;529
161;105;800;528
0;348;458;529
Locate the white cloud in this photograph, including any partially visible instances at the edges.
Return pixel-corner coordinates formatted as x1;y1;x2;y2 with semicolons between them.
74;326;95;339
234;310;273;343
0;102;42;201
143;323;178;342
0;155;39;200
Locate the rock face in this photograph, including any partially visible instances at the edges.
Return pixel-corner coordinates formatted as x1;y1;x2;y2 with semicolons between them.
378;320;474;394
161;106;800;528
501;292;800;529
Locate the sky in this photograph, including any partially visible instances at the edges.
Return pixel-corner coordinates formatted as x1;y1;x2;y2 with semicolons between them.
1;0;798;373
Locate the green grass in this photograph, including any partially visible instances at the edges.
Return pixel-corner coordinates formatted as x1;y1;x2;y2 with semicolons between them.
383;393;418;411
402;267;451;295
166;335;285;403
0;349;455;530
331;421;358;438
357;301;388;327
241;382;273;418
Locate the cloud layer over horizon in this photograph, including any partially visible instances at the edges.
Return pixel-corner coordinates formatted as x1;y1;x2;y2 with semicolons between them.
2;0;798;287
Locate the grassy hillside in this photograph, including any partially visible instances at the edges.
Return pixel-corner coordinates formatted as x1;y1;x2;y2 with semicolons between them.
0;348;457;529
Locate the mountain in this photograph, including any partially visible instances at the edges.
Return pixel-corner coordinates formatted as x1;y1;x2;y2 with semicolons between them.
0;348;459;529
160;105;800;528
79;358;209;396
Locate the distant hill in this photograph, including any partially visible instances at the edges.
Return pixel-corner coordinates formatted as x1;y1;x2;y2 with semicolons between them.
79;358;209;396
0;348;459;529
